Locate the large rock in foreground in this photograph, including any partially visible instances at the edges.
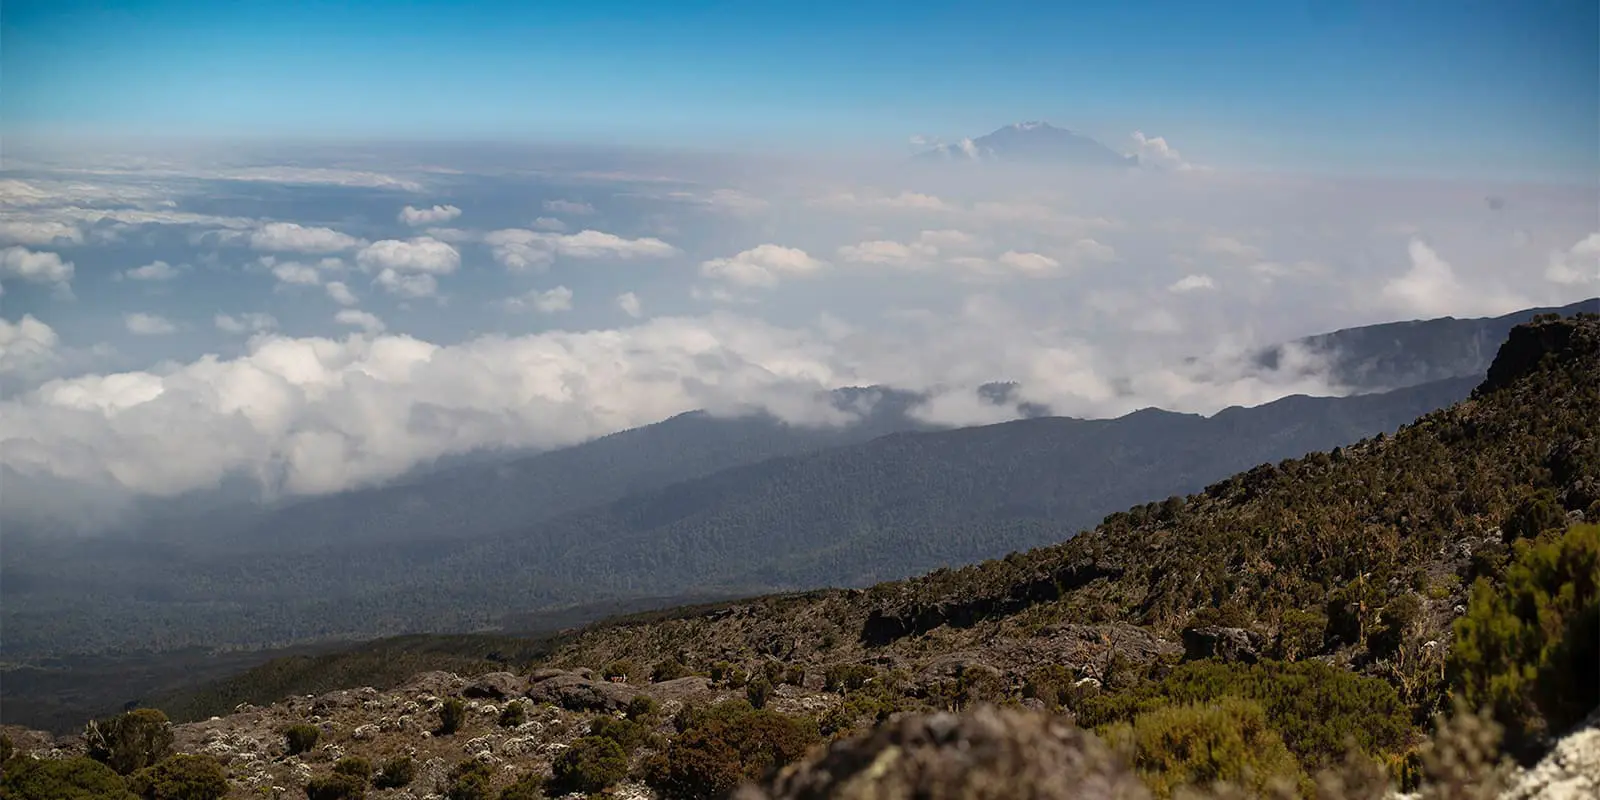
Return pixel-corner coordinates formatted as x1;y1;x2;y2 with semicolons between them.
736;706;1150;800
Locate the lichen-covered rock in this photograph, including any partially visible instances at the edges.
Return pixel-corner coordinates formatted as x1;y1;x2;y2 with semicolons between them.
1502;708;1600;800
525;671;638;712
736;706;1150;800
464;671;525;699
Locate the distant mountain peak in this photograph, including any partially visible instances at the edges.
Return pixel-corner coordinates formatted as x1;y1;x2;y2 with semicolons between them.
915;122;1136;168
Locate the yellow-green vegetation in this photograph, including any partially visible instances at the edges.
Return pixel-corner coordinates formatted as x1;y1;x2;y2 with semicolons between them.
128;754;229;800
84;709;174;776
551;736;629;794
438;696;468;735
371;755;415;789
1451;522;1599;755
283;723;320;755
0;755;137;800
1104;696;1303;798
1075;660;1414;775
646;700;821;800
442;759;495;800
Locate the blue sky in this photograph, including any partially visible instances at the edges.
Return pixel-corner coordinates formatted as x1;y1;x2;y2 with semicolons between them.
5;0;1597;176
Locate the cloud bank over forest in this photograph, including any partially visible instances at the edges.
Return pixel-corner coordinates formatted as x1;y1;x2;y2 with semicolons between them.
1;137;1595;521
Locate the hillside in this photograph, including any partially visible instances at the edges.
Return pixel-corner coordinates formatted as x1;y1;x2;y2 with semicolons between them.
1251;297;1597;392
8;313;1594;800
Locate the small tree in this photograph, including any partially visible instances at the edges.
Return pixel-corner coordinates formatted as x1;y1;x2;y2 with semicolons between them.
746;677;774;710
85;709;174;775
551;737;628;795
283;724;320;756
372;756;415;789
442;760;493;800
651;659;692;683
129;754;229;800
1451;523;1600;754
497;773;546;800
498;700;527;728
437;697;468;736
626;695;660;722
303;773;365;800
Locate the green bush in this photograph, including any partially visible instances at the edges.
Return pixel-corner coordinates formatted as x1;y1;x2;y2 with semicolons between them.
1369;593;1424;660
589;715;649;752
85;709;175;775
1451;523;1600;753
651;659;692;683
283;724;320;756
129;754;229;800
0;756;137;799
1273;609;1327;661
551;736;628;795
1106;697;1304;798
822;664;876;694
1500;489;1568;544
782;666;806;687
497;773;545;800
442;759;493;800
746;677;773;709
303;773;365;800
0;736;13;765
626;695;660;721
332;757;371;782
1076;658;1413;773
498;700;527;728
646;700;820;799
708;661;746;688
603;659;639;682
371;756;415;789
437;697;467;735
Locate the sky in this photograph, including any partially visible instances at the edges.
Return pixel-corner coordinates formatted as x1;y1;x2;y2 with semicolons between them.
5;0;1598;176
0;0;1597;528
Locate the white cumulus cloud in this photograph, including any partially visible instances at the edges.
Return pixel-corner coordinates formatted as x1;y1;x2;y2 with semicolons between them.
1;246;75;289
215;312;279;334
356;236;460;275
123;260;184;282
0;220;84;246
398;204;462;226
504;286;574;313
616;292;643;318
1169;274;1217;293
1545;232;1600;286
335;309;387;333
701;244;825;287
250;222;364;253
124;312;177;336
325;281;359;306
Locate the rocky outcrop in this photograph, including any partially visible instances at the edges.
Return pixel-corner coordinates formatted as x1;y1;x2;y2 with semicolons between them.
1502;707;1600;800
1181;626;1266;665
463;671;525;700
861;562;1124;646
735;706;1150;800
524;670;638;712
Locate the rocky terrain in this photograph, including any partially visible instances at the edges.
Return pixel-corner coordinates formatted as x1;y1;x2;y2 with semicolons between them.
3;313;1596;798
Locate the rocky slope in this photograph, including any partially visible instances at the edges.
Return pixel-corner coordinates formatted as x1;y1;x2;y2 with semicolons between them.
4;313;1596;799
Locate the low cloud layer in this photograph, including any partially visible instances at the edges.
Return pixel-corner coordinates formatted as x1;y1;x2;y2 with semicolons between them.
0;139;1594;524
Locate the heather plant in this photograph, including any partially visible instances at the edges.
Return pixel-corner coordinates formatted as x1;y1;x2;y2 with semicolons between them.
85;709;174;775
129;754;229;800
1450;523;1599;754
